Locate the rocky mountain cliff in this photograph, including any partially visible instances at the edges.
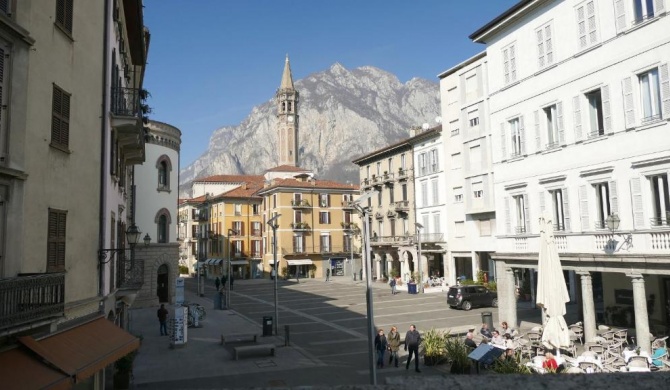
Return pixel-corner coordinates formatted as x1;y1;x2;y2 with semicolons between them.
179;63;440;196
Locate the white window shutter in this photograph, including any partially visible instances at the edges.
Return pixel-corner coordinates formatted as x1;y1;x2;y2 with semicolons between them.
503;48;510;85
539;191;546;213
533;110;542;152
614;0;627;33
545;25;553;65
576;5;587;49
537;28;545;68
562;187;571;232
579;185;590;231
573;95;582;141
655;0;665;15
602;85;612;132
629;177;645;229
505;197;511;235
659;63;670;120
510;45;517;82
622;77;636;128
519;115;526;155
523;194;530;233
587;1;598;44
609;180;619;216
500;122;507;160
557;101;565;144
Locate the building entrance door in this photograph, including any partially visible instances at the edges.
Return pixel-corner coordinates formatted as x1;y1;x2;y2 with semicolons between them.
157;264;169;302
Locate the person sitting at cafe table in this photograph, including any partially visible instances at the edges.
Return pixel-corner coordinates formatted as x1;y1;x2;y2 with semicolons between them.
542;351;559;371
480;323;493;339
491;330;505;347
464;332;478;350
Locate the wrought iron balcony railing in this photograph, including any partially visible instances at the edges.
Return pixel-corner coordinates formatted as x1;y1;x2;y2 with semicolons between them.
0;273;65;330
284;245;353;255
393;200;410;212
111;87;141;118
116;257;144;290
290;222;311;230
291;199;311;208
397;168;409;180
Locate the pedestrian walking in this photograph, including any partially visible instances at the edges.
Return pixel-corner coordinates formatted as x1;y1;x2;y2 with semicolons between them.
215;276;221;291
157;304;168;336
230;274;235;290
374;329;388;369
222;274;228;289
326;268;330;282
359;268;363;281
387;326;401;367
389;277;397;295
271;268;276;280
404;324;422;372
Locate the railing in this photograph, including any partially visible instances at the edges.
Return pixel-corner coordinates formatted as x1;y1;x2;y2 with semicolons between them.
587;129;604;139
290;222;311;230
641;114;661;124
111;86;141;118
595;234;616;252
372;175;383;186
342;201;355;208
514;237;528;251
361;178;371;187
382;173;394;183
650;217;670;227
291;199;311;207
545;141;560;150
375;212;384;219
284;245;353;255
555;235;567;252
418;233;445;243
341;222;358;231
117;257;144;290
554;223;565;232
397;169;409;180
594;220;607;230
0;273;65;329
650;232;670;250
393;200;409;212
515;226;527;234
251;229;262;237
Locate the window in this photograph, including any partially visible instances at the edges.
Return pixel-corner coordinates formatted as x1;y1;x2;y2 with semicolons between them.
633;0;658;23
377;221;383;237
389;185;395;204
544;103;563;149
451;153;462;170
366;165;370;179
537;23;554;69
478;219;492;236
233;240;243;257
251;240;261;257
388;158;392;172
319;194;330;207
431;178;439;205
233;221;243;235
51;85;71;150
549;189;570;231
650;173;670;226
509;118;523;157
454;187;463;203
401;184;408;201
376;162;381;176
421;181;428;207
418;153;427;176
576;1;598;50
293;234;304;253
400;153;406;169
586;89;604;137
447;87;458;105
469;145;482;171
234;204;242;216
319;211;331;224
251;204;260;215
294;210;303;223
252;221;262;236
344;234;353;252
468;109;479;127
320;234;331;252
513;194;528;234
473;190;483;198
156;155;172;190
450;119;460;137
455;221;465;238
594;182;611;229
55;0;74;35
272;194;277;208
639;67;662;123
47;209;67;273
0;40;8;164
158;215;168;243
0;1;10;15
502;43;517;85
433;213;441;235
430;149;439;173
377;190;382;206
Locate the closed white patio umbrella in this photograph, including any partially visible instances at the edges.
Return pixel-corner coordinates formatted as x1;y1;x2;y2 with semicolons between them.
536;213;571;353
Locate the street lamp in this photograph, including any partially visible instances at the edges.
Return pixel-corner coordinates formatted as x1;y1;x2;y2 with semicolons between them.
352;191;378;386
98;222;147;264
415;222;424;294
267;214;282;335
226;228;239;308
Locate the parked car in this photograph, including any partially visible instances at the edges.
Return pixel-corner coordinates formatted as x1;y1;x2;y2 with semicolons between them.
447;285;498;310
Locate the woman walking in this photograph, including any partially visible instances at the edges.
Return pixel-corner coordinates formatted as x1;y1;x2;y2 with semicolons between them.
374;329;388;368
387;326;401;367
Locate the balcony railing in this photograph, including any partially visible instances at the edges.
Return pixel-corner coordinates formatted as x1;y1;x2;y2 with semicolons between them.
290;222;311;231
370;235;415;245
587;129;604;139
361;178;371;188
111;87;141;118
372;175;383;186
342;200;355;208
594;220;607;230
291;199;311;208
382;172;394;183
651;217;670;227
417;233;445;243
284;245;353;255
195;214;208;222
375;212;384;219
397;168;409;181
116;257;144;290
393;200;410;212
0;273;65;330
341;221;359;231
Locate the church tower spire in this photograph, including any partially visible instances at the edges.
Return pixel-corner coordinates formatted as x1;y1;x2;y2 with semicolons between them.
276;55;299;167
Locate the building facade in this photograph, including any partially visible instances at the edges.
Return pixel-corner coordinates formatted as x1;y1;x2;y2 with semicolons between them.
439;52;497;286
471;0;670;350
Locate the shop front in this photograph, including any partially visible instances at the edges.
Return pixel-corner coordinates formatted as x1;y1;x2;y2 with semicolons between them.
329;257;346;276
286;259;313;278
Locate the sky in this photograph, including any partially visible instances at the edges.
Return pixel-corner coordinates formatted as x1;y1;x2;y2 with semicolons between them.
143;0;518;167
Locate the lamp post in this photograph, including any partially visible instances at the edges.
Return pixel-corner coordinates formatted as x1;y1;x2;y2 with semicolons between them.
98;223;150;289
267;214;281;335
353;191;378;386
415;222;424;294
346;231;356;281
226;228;239;308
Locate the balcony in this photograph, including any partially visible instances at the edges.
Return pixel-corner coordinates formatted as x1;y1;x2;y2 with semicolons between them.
290;222;311;231
0;273;65;330
341;221;359;231
397;168;409;181
650;216;670;227
372;175;383;187
342;200;355;209
195;214;208;222
284;245;353;255
111;86;144;164
361;178;371;189
116;257;144;290
291;199;311;208
374;211;384;220
382;172;394;184
386;210;396;219
393;200;410;213
418;233;445;243
370;235;414;246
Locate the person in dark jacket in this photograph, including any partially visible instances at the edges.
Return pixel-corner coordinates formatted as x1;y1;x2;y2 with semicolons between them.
464;332;478;349
157;304;169;336
404;324;422;372
215;276;221;291
374;329;388;368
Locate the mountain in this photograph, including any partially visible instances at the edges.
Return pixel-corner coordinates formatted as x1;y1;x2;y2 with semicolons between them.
179;63;440;196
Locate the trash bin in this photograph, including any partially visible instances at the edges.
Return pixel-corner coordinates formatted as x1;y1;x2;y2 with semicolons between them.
213;292;223;310
408;282;417;294
481;311;494;332
262;316;273;336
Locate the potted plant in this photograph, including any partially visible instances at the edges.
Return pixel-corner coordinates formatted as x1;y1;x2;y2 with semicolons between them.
421;328;448;366
444;336;472;374
114;351;137;389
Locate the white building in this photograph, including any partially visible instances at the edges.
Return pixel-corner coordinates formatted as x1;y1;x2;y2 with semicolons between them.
439;52;497;286
471;0;670;351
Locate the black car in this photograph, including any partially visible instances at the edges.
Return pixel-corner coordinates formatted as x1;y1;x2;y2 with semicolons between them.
447;285;498;310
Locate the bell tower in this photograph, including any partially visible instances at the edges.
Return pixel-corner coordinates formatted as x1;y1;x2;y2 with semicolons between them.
276;55;299;166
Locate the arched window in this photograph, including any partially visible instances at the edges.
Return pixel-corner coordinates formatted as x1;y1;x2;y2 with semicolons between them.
156;155;172;191
154;208;172;243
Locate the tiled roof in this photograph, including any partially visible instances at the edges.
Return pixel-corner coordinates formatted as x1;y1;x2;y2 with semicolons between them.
193;174;264;183
265;165;311;173
351;125;442;164
218;182;264;199
258;178;358;193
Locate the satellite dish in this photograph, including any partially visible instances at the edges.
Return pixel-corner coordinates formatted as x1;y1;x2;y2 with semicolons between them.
422;123;430;130
435;116;442;124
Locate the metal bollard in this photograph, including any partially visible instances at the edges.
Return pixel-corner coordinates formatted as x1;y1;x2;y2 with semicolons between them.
284;325;290;346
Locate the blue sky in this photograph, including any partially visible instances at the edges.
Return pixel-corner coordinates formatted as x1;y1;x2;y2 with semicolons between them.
143;0;517;167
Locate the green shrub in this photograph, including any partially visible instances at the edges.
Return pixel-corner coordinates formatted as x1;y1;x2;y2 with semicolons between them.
461;279;476;286
421;328;449;365
179;265;188;275
444;337;472;374
487;281;497;291
492;351;531;374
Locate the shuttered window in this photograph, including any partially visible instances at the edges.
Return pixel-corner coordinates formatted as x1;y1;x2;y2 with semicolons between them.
0;0;10;15
55;0;74;35
47;209;67;273
537;22;554;69
576;1;598;50
51;85;71;150
502;43;517;85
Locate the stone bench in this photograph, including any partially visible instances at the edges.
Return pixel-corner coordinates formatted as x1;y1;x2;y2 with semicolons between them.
220;333;259;345
233;344;275;360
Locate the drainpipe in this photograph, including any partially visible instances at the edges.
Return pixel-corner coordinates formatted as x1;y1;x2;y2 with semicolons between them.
98;0;111;298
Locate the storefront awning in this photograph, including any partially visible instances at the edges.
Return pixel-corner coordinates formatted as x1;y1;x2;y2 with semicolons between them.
206;258;223;265
15;317;140;383
287;259;313;266
229;260;248;265
0;347;73;390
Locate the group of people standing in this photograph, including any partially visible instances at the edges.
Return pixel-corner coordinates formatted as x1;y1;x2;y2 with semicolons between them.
374;324;422;372
214;275;234;291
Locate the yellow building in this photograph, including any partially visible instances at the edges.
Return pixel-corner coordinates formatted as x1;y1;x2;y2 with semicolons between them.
258;174;360;279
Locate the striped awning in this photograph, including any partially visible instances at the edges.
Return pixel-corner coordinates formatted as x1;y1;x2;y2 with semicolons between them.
205;259;223;265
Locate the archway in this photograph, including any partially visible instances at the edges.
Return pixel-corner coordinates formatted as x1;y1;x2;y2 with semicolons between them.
157;264;169;302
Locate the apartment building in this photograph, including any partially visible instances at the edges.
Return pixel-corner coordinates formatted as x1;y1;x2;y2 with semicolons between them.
471;0;670;349
258;174;359;280
0;0;148;387
134;120;182;307
439;52;497;286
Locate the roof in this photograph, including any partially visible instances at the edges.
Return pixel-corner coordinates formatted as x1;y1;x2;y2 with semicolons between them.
218;181;264;199
351;125;442;165
469;0;534;43
258;178;358;194
265;164;311;173
437;51;487;79
193;174;264;184
279;54;295;90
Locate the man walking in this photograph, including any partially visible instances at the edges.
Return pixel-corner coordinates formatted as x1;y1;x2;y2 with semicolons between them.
404;324;422;372
157;304;168;336
326;267;330;282
389;277;397;295
215;276;221;291
230;274;235;290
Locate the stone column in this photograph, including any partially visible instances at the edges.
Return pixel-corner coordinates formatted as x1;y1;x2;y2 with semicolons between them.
577;271;597;343
471;251;480;281
504;267;518;328
628;274;651;353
